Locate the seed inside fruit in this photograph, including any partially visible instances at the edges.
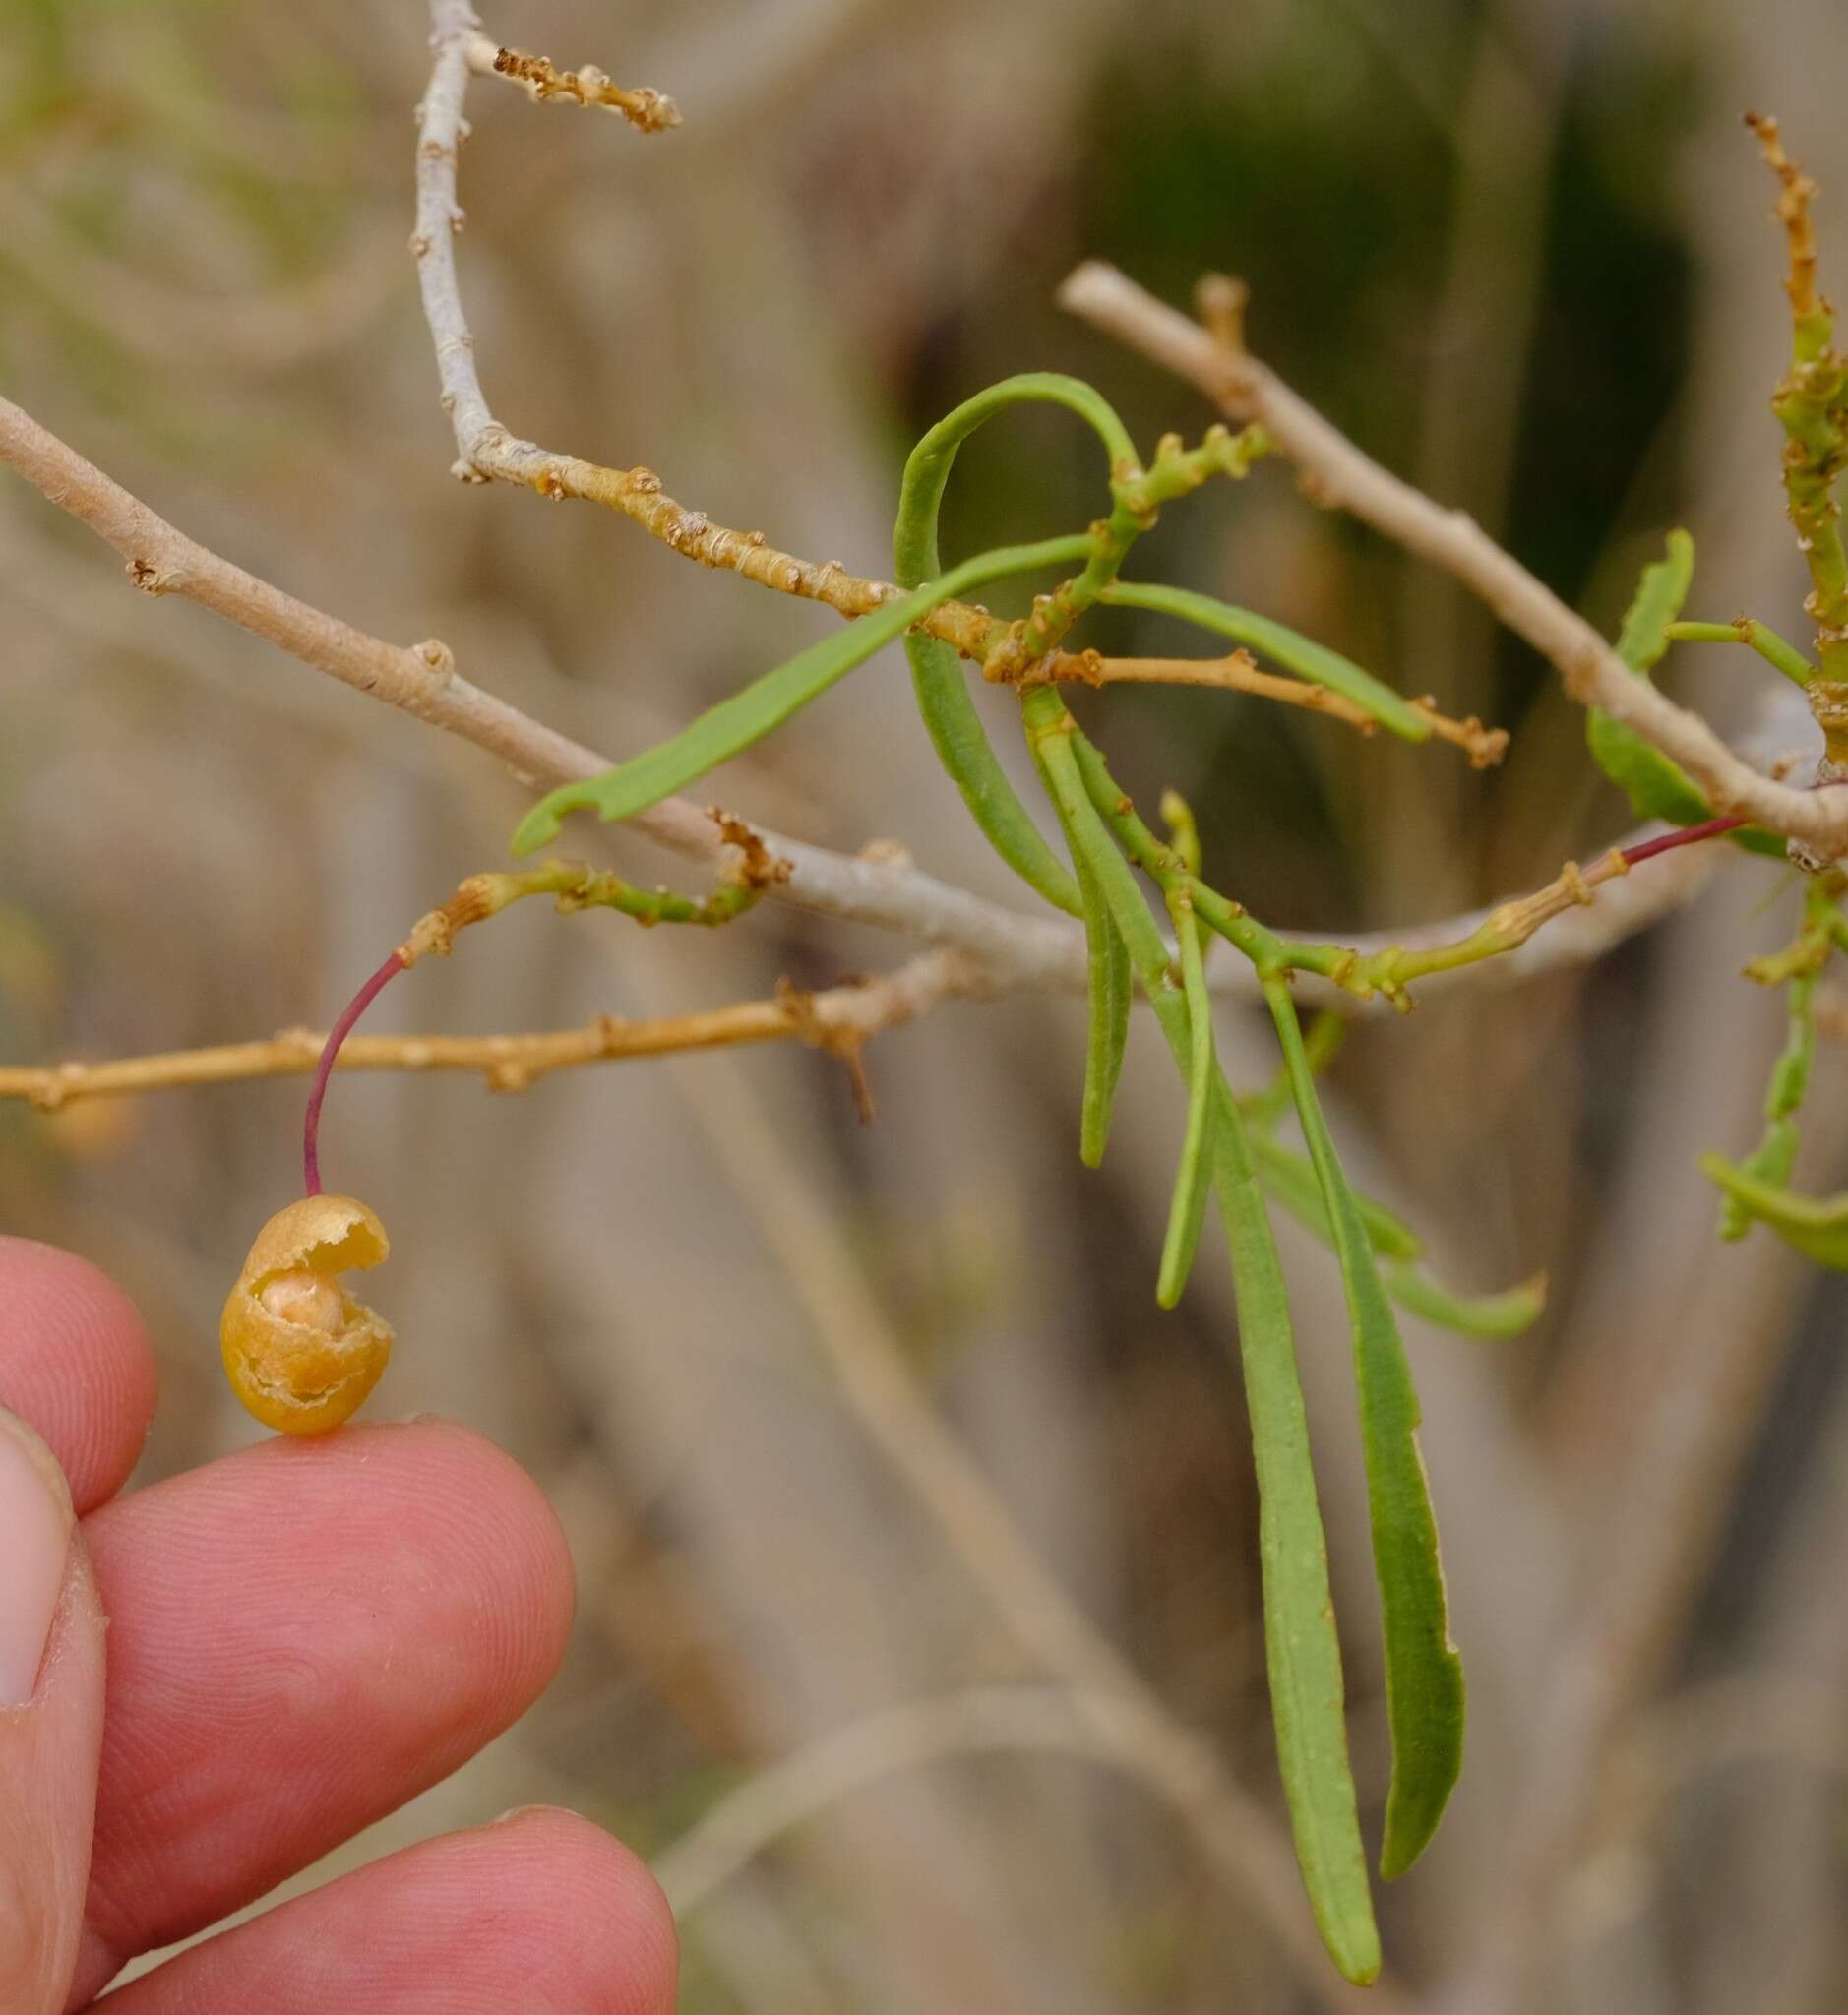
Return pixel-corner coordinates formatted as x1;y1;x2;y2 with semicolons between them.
258;1268;346;1333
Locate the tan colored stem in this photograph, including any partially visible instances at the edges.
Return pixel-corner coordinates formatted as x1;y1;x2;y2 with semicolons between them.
1;954;978;1110
464;36;680;131
1057;259;1848;854
415;8;995;662
1043;647;1377;726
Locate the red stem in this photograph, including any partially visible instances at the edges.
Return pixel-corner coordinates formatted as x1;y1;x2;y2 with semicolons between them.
303;950;405;1196
1619;815;1748;868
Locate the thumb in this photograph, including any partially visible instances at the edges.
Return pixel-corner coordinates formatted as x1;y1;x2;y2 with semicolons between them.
0;1406;105;2015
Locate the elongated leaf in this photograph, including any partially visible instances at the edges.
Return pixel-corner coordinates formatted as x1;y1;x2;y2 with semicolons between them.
1023;688;1379;1984
1248;1130;1424;1261
1156;895;1215;1307
512;532;1092;855
1385;1264;1547;1340
1588;532;1785;857
1251;1134;1540;1337
895;373;1140;915
1264;978;1464;1882
1101;580;1432;743
1206;1077;1379;1983
1700;1152;1848;1267
1074;849;1130;1167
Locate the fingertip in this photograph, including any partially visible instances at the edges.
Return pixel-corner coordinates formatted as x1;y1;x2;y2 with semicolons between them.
485;1807;680;2015
0;1238;157;1514
342;1418;580;1681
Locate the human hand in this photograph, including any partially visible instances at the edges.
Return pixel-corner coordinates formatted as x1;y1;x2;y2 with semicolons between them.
0;1236;677;2013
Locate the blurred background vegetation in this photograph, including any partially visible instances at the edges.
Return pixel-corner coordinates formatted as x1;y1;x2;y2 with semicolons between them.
3;0;1847;2008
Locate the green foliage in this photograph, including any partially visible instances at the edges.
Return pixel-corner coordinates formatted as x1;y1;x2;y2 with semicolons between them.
1101;580;1433;742
1265;980;1464;1880
1706;877;1841;1249
1700;1154;1848;1268
1025;687;1378;1983
1382;1264;1550;1342
1155;877;1215;1310
1204;1075;1381;1985
495;282;1848;1973
511;531;1092;855
1074;849;1131;1168
1587;532;1786;855
894;374;1143;917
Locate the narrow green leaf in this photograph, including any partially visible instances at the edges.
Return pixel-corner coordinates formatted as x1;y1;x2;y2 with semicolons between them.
1264;977;1464;1882
1024;688;1379;1984
1207;1076;1380;1983
1248;1130;1424;1261
1074;848;1131;1167
1384;1264;1547;1340
1100;580;1432;743
1589;532;1785;857
1156;894;1216;1308
512;532;1093;855
895;373;1140;916
1700;1152;1848;1267
1250;1134;1537;1337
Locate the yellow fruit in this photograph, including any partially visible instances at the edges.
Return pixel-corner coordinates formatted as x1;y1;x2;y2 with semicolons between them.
220;1193;393;1435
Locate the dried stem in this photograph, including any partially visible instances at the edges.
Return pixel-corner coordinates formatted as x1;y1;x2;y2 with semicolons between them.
465;36;680;132
1035;648;1505;762
0;389;1081;992
1;956;978;1111
1058;260;1848;856
416;4;997;663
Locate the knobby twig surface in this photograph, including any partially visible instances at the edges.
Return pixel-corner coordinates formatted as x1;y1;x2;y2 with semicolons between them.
0;955;975;1109
0;379;1750;1114
1058;260;1848;853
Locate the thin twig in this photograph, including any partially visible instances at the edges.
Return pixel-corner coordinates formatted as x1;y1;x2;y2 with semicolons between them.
465;35;681;132
415;3;998;662
0;390;1080;992
651;1684;1368;1926
0;392;1729;1008
1057;260;1848;855
1027;647;1505;760
418;3;1507;777
0;955;975;1110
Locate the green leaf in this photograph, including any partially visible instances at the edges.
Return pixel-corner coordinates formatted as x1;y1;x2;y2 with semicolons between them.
1248;1130;1424;1261
895;374;1141;917
1615;527;1694;672
1249;1133;1539;1337
1074;849;1130;1167
511;532;1093;855
1100;580;1433;743
1024;687;1379;1984
1265;978;1465;1882
1206;1075;1379;1983
1585;710;1716;826
1156;893;1215;1308
1589;532;1785;857
1384;1264;1547;1340
1700;1152;1848;1267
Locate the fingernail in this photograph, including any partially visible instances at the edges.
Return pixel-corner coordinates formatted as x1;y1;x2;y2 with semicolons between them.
0;1407;75;1708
